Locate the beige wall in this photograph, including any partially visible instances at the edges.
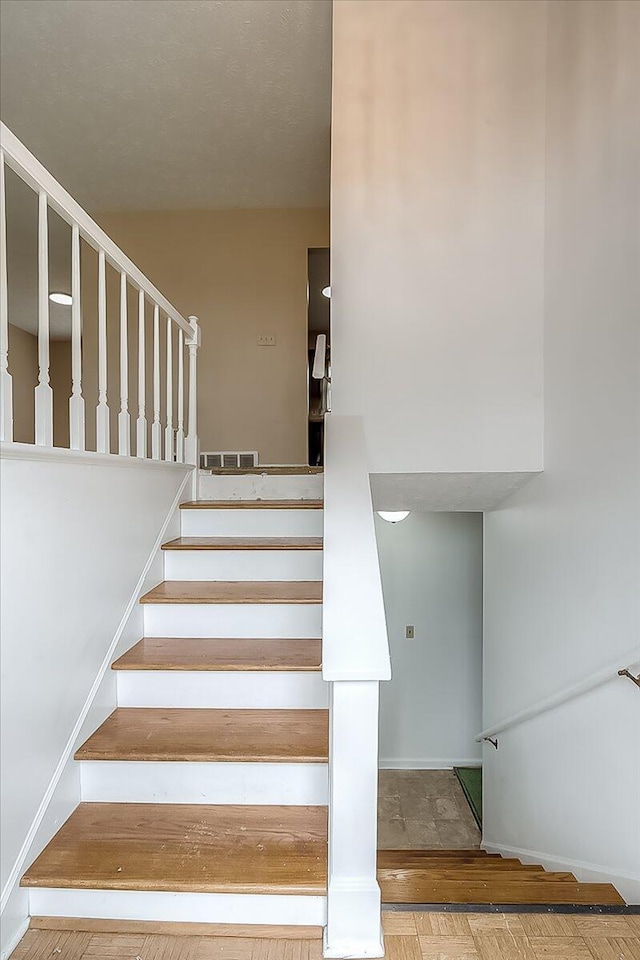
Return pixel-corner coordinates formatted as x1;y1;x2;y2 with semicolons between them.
8;323;37;444
331;0;545;474
84;209;329;464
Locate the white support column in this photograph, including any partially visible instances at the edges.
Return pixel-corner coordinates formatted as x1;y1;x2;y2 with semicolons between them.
164;317;174;461
96;248;110;453
151;304;161;460
175;328;185;463
118;271;130;455
324;680;383;959
136;289;147;458
69;224;85;450
0;149;12;442
35;191;53;446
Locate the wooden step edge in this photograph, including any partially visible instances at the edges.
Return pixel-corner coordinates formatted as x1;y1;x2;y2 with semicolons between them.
179;499;323;510
74;746;330;763
377;879;626;905
202;466;323;476
111;638;323;673
30;917;324;939
161;537;323;551
377;850;502;858
139;581;323;605
21;875;326;896
376;869;578;881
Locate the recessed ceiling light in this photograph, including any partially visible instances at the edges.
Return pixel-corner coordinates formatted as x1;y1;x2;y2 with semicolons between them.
322;286;331;299
377;511;411;523
49;292;72;306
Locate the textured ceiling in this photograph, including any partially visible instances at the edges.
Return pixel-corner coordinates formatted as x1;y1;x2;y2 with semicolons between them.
0;0;332;211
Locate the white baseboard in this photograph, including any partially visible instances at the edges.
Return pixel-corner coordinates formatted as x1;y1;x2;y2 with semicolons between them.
482;840;640;905
379;759;482;770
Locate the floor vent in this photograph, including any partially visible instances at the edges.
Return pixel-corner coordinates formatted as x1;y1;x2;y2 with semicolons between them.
199;451;259;470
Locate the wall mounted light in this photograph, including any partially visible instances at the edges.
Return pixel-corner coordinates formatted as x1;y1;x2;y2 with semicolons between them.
377;511;410;523
322;286;331;299
49;292;72;305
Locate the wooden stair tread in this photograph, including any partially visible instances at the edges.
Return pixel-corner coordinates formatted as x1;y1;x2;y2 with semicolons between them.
377;857;546;871
378;850;500;861
140;581;323;604
377;868;577;881
378;873;625;904
161;537;323;551
75;708;329;762
180;500;323;510
112;638;323;672
21;803;328;895
203;466;323;476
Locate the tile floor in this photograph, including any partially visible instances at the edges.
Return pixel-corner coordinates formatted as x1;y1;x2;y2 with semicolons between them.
11;914;640;960
378;769;481;849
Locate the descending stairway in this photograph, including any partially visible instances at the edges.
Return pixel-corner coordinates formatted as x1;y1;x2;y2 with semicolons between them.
378;850;625;905
21;473;329;927
19;466;626;937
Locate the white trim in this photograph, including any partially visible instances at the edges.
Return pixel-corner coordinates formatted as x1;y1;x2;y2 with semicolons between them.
0;918;29;960
0;440;194;473
379;759;482;769
0;473;190;915
481;840;640;905
0;123;193;337
27;889;327;926
476;648;640;741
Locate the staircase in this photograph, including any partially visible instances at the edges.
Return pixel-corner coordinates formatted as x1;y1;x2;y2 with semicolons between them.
18;465;626;942
21;471;330;928
378;850;625;906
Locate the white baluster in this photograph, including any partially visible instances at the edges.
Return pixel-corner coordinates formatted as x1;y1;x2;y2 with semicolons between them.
164;318;174;461
69;224;85;450
0;149;12;442
118;271;130;455
175;328;185;463
136;289;147;458
35;191;54;445
96;248;110;453
185;315;200;495
151;304;161;459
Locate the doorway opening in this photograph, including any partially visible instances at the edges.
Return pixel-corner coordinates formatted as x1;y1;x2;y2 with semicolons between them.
307;247;330;466
375;510;484;850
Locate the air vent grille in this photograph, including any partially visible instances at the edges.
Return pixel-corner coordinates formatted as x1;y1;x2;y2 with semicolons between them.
199;451;259;470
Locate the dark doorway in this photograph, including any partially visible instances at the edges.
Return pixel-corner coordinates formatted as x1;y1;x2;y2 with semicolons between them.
307;248;330;466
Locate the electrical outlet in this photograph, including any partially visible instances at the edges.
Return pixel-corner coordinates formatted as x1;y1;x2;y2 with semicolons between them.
405;625;415;639
257;334;276;346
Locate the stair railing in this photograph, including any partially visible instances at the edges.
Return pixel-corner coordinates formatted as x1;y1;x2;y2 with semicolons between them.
0;122;199;466
322;414;391;958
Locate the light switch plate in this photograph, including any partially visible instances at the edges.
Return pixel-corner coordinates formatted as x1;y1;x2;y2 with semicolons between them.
258;335;276;346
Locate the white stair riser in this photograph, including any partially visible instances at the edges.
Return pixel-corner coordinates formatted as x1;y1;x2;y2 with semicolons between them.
199;472;323;501
143;603;322;639
181;509;323;538
117;670;328;708
80;761;328;805
27;889;327;926
163;549;323;581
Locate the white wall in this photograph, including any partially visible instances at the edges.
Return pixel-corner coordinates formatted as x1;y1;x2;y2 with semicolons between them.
376;512;483;768
331;0;545;476
483;0;640;902
0;449;190;954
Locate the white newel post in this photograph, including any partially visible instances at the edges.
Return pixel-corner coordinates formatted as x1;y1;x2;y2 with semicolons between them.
0;149;12;442
325;680;384;959
185;315;200;497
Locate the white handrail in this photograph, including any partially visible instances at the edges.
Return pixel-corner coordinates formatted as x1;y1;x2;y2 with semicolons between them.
0;123;192;336
476;647;640;741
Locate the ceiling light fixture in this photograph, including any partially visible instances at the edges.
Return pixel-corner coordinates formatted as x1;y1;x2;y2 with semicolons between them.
49;292;72;306
322;286;331;299
377;511;410;523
